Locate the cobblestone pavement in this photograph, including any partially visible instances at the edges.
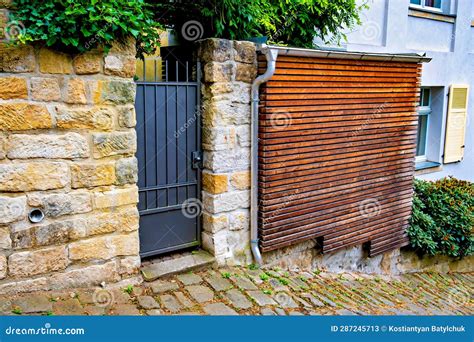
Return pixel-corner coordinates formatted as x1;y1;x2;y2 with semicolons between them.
1;268;472;316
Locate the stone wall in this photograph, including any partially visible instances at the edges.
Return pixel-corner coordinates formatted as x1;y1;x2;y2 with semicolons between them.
0;5;140;294
197;39;257;266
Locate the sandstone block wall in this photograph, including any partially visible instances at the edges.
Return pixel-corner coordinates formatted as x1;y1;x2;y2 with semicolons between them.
0;7;140;293
198;39;257;266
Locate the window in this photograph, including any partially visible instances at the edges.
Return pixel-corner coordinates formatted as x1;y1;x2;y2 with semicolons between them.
410;0;442;11
416;88;432;161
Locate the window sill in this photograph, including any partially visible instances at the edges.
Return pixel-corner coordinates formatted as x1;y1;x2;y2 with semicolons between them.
408;8;456;23
415;161;442;175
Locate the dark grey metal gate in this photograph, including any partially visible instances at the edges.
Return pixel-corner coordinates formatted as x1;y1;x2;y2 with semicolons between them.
135;57;201;258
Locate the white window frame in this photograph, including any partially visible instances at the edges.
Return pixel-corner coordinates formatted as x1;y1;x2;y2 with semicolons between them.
415;88;432;162
409;0;443;13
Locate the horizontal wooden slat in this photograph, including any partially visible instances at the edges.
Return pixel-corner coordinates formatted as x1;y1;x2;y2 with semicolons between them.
257;55;419;256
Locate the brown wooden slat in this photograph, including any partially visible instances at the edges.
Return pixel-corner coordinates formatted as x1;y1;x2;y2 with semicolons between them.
257;55;419;256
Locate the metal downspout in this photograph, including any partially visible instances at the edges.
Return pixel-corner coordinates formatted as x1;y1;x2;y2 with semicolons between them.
250;45;278;266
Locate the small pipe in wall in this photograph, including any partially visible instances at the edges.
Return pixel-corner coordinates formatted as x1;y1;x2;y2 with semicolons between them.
250;45;278;266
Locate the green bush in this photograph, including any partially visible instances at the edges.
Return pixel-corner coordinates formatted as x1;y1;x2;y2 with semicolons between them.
152;0;364;47
10;0;162;58
408;177;474;258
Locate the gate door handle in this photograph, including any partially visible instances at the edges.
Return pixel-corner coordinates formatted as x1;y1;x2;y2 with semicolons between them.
192;151;203;169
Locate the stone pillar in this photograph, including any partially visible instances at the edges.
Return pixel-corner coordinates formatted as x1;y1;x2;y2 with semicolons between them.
197;39;257;266
0;7;140;293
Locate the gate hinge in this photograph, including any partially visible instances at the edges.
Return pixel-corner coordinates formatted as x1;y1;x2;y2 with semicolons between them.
192;151;203;169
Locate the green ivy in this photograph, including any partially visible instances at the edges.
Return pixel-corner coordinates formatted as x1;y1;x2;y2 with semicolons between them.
152;0;364;48
10;0;162;58
408;177;474;258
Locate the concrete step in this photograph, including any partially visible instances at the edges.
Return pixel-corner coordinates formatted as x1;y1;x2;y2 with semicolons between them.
141;250;216;282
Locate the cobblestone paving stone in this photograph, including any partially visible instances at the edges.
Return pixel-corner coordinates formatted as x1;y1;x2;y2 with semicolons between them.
0;268;472;316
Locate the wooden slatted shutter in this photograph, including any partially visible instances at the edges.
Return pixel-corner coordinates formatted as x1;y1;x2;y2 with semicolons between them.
444;85;469;163
258;55;421;256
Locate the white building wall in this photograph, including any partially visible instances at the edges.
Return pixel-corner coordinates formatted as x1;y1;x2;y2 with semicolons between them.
320;0;474;181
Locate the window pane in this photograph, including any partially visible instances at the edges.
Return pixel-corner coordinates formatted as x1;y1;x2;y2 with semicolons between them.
416;115;428;156
421;88;431;107
425;0;441;8
410;0;422;4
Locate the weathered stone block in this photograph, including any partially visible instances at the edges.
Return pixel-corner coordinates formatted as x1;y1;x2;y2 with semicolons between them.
0;134;5;159
34;219;87;246
198;39;233;63
115;157;138;185
92;131;137;158
204;148;250;173
229;210;249;231
119;255;141;275
117;105;137;128
56;105;114;131
234;41;256;64
30;77;61;101
0;76;28;99
8;246;68;277
87;207;139;236
0;255;6;280
73;52;101;74
204;62;235;83
0;103;52;131
0;162;69;192
202;172;228;194
48;261;119;290
230;170;250;190
93;80;136;104
104;55;136;78
71;162;116;188
202;190;250;214
202;126;236;151
39;48;72;74
0;43;35;72
236;63;257;83
203;101;250;127
236;125;250;147
27;191;92;218
68;233;139;261
0;227;11;250
7;133;88;159
0;195;26;224
65;78;87;104
93;186;139;209
202;212;228;233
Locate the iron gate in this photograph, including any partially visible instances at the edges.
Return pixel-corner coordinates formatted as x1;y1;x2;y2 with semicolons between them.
135;55;201;258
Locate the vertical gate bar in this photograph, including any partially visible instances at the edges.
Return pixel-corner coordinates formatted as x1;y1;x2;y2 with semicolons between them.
143;84;148;210
196;60;202;245
154;59;157;82
176;61;179;82
185;83;188;200
165;60;168;82
186;62;189;82
175;84;179;203
165;84;169;207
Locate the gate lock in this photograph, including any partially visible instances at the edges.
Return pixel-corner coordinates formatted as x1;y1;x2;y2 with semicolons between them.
192;151;203;169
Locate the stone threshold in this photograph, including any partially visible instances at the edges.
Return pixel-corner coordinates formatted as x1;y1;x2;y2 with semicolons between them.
141;250;216;282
